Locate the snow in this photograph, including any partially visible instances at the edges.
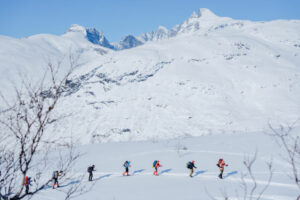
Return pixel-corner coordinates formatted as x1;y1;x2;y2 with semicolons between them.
30;131;299;200
0;8;300;199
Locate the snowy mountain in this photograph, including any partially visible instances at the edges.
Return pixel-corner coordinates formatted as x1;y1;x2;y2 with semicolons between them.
64;9;232;50
117;35;144;49
0;8;300;144
138;8;226;42
139;26;169;42
86;27;115;49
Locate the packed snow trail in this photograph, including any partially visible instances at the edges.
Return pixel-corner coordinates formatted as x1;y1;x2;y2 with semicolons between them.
54;171;297;189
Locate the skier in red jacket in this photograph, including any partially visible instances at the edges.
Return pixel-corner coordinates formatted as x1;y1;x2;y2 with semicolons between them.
24;176;31;194
153;160;162;176
217;158;228;179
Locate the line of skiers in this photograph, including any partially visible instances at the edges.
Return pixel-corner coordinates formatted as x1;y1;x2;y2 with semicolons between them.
24;158;228;193
87;158;227;181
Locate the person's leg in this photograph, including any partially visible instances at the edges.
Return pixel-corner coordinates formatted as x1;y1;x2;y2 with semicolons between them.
126;167;129;175
89;172;92;181
219;168;224;179
53;179;56;188
25;185;29;194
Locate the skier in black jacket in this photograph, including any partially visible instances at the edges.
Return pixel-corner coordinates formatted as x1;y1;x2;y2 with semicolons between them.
87;165;95;181
187;161;197;177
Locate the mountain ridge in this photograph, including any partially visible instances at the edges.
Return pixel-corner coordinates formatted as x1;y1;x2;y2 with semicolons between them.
65;8;230;50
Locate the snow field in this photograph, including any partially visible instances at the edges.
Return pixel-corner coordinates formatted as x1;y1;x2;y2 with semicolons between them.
32;132;299;200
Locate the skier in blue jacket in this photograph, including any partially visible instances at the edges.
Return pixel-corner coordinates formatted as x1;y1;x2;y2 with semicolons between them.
123;161;131;176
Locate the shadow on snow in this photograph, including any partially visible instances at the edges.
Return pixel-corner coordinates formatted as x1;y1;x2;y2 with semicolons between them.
132;169;145;175
194;170;207;177
223;171;238;179
159;168;172;175
60;180;80;188
94;174;112;181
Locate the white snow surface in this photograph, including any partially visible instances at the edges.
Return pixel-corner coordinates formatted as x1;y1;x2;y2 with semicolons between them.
31;132;299;200
0;9;300;143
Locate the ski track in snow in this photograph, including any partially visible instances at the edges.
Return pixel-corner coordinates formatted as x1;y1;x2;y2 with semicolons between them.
63;171;296;189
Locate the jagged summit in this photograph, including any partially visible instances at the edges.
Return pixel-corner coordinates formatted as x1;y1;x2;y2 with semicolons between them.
118;35;143;49
66;24;86;35
198;8;218;18
85;27;115;49
188;8;218;19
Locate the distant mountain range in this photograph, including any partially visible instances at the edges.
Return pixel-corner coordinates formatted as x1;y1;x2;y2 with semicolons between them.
67;8;219;50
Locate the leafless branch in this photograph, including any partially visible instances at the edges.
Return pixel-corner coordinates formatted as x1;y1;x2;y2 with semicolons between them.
0;54;87;200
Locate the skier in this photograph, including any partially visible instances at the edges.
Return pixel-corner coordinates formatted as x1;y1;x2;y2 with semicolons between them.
217;158;228;179
52;170;62;189
153;160;162;176
187;160;197;177
24;176;31;194
87;165;96;181
123;161;131;176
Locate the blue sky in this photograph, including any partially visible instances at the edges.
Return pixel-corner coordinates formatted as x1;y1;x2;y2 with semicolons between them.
0;0;299;42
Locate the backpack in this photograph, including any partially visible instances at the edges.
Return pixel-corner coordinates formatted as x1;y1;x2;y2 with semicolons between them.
187;162;192;169
53;171;58;179
123;161;128;167
217;159;223;168
153;160;157;167
87;167;92;173
24;176;29;185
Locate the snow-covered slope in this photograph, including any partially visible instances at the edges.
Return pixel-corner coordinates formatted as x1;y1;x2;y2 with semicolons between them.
0;25;110;99
0;9;300;143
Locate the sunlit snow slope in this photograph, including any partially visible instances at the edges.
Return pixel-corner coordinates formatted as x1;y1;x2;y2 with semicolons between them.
0;9;300;143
